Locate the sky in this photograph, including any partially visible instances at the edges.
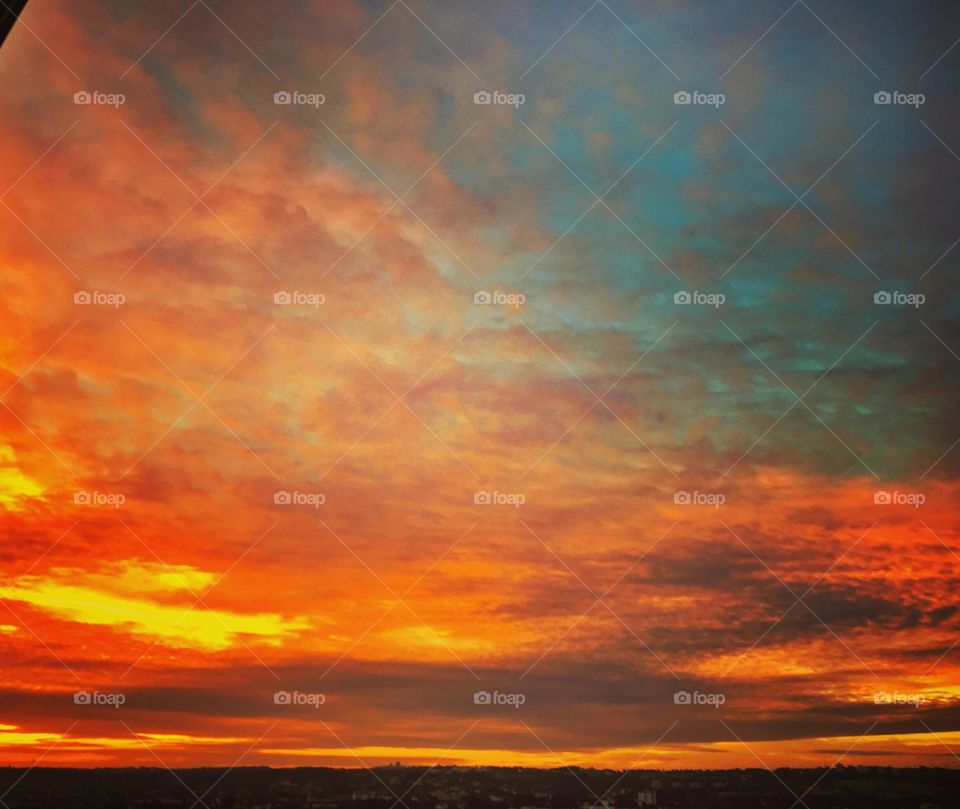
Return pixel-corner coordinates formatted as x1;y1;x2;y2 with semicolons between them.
0;0;959;773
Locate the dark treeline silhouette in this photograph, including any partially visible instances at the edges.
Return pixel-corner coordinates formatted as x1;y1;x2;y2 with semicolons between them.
0;765;957;809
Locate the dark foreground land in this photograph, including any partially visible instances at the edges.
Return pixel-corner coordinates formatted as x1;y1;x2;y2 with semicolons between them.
0;765;957;809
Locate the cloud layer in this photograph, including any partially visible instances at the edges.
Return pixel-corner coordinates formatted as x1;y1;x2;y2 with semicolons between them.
0;0;958;769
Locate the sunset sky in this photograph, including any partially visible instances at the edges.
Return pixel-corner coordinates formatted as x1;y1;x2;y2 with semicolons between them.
1;0;960;772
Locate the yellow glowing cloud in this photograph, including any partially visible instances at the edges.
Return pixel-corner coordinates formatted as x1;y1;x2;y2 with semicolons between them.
688;644;824;679
0;443;44;510
0;725;250;750
108;562;217;594
263;729;960;769
377;624;495;656
5;561;308;651
259;745;599;767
